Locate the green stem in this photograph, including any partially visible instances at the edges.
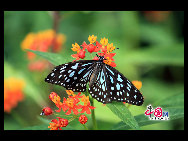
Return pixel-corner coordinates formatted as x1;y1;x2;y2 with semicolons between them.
90;97;97;130
85;84;97;130
82;124;88;130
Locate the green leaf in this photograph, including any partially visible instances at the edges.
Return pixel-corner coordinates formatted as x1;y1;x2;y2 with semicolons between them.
112;93;184;130
154;93;184;108
106;102;140;130
27;49;73;66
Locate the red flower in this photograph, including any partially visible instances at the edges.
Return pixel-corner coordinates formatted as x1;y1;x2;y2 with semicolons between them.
62;97;82;115
78;49;86;59
80;102;95;114
48;117;68;130
79;115;88;124
84;41;101;53
71;42;86;60
4;78;25;113
68;92;83;104
60;118;69;127
93;52;116;67
49;92;61;104
71;48;86;61
80;95;95;114
105;53;116;61
87;44;95;53
103;53;116;67
81;41;88;50
49;92;68;113
41;107;53;116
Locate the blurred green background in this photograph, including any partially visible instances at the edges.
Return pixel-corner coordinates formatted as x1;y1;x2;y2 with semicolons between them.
4;11;184;130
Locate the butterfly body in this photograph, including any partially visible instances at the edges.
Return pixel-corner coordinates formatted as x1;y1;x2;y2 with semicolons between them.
89;64;100;88
45;56;144;105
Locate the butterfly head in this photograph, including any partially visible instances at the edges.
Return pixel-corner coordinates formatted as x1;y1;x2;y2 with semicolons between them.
96;54;105;61
98;56;105;61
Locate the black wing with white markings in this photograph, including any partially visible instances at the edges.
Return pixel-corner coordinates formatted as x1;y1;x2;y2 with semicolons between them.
104;64;144;105
45;60;97;92
88;63;144;105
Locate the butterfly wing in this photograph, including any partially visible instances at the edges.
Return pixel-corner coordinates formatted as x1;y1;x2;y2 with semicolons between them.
88;63;144;105
104;64;144;105
45;60;97;92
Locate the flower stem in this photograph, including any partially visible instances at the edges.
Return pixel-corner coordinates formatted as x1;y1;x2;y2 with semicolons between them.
90;97;97;130
85;84;97;130
90;53;93;59
82;124;88;130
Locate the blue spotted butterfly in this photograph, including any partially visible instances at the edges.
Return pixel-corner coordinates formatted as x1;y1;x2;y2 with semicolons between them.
45;56;144;105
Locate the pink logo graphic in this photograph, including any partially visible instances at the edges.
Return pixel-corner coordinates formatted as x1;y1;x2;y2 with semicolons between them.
145;105;169;120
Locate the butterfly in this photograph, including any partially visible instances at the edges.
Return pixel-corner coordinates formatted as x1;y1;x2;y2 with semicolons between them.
45;55;144;106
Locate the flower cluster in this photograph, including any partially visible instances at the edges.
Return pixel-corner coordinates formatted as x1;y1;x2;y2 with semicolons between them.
71;35;117;67
4;77;25;113
43;91;95;130
48;117;69;130
21;29;66;71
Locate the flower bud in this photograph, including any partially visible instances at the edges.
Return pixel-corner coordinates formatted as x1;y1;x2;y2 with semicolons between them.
79;115;88;124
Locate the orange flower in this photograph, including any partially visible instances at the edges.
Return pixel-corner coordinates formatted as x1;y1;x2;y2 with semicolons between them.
63;97;82;115
53;34;66;52
80;95;95;114
97;52;116;67
68;92;83;104
100;37;108;46
49;92;66;112
21;29;66;60
4;77;25;113
71;43;80;53
132;81;142;90
107;43;115;53
71;35;117;65
88;35;97;44
48;117;68;130
71;48;86;61
66;90;75;96
49;92;61;104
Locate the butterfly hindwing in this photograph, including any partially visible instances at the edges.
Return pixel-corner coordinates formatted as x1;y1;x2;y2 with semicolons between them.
45;60;97;92
104;64;144;105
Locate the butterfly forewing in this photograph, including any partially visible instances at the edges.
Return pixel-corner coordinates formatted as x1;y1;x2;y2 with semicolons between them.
45;60;97;92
